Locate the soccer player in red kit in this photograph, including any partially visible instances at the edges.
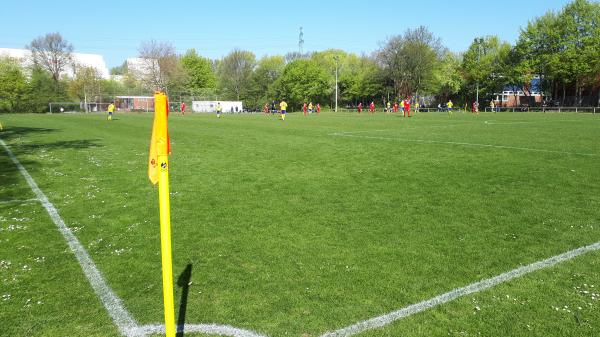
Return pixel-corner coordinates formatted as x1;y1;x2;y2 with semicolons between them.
369;101;375;113
404;99;411;117
358;102;363;113
180;102;186;115
393;102;399;113
316;103;321;114
303;102;308;116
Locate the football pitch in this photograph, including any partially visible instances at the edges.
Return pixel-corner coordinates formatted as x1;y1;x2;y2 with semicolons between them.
1;111;599;337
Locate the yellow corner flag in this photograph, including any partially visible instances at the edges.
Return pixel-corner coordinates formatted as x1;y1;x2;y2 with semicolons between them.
148;91;176;337
148;93;171;185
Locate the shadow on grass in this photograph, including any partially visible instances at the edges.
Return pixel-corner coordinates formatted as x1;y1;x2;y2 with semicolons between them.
0;125;103;201
176;264;193;337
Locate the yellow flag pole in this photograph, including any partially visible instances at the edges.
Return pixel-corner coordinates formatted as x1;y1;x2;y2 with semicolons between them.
158;154;176;337
154;92;176;337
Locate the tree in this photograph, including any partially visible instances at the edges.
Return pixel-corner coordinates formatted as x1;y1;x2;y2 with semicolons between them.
247;55;285;106
557;0;600;105
462;36;512;103
217;49;256;100
22;66;66;113
180;49;217;93
512;11;561;104
377;26;445;98
67;65;102;105
272;59;330;108
514;0;600;106
432;52;463;102
339;55;385;104
110;61;128;76
0;57;27;112
27;32;74;84
137;40;185;91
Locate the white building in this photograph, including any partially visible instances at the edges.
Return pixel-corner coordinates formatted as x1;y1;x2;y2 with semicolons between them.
0;48;110;79
192;101;243;113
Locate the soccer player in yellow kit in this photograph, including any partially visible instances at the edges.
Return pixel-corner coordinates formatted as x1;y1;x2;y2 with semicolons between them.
447;100;454;115
107;102;115;120
279;100;288;121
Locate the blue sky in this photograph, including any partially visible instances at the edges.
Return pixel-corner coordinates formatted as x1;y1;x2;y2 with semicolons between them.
1;0;573;68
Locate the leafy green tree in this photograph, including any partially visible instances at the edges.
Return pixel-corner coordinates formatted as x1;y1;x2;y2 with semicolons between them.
180;49;216;93
339;55;385;104
110;61;128;76
247;55;285;107
22;67;66;113
0;57;27;112
514;0;600;105
272;59;330;109
67;65;102;103
462;36;512;103
217;49;256;100
557;0;600;105
432;52;463;102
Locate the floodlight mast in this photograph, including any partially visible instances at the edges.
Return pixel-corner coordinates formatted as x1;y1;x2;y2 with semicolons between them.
475;38;483;109
334;56;339;112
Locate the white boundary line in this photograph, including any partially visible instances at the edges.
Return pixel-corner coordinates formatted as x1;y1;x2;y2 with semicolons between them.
320;241;600;337
330;132;600;157
0;138;141;337
0;198;39;205
1;138;268;337
136;324;269;337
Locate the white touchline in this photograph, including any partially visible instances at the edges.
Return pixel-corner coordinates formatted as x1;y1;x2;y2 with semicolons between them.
330;132;599;157
1;138;268;337
320;241;600;337
0;138;142;337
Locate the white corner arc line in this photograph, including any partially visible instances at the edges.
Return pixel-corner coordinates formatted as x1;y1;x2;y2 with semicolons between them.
1;138;269;337
0;198;39;205
1;138;140;337
320;241;600;337
330;132;599;157
136;324;269;337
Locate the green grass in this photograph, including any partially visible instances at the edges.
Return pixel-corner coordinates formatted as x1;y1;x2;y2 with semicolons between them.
1;111;599;336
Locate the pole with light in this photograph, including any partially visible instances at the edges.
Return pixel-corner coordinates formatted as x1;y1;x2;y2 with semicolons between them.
475;38;483;110
334;55;339;112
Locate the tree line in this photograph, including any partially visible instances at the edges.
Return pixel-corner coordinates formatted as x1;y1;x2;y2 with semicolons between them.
1;0;598;113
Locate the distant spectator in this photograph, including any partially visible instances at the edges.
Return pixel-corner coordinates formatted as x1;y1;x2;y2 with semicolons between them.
216;102;222;118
